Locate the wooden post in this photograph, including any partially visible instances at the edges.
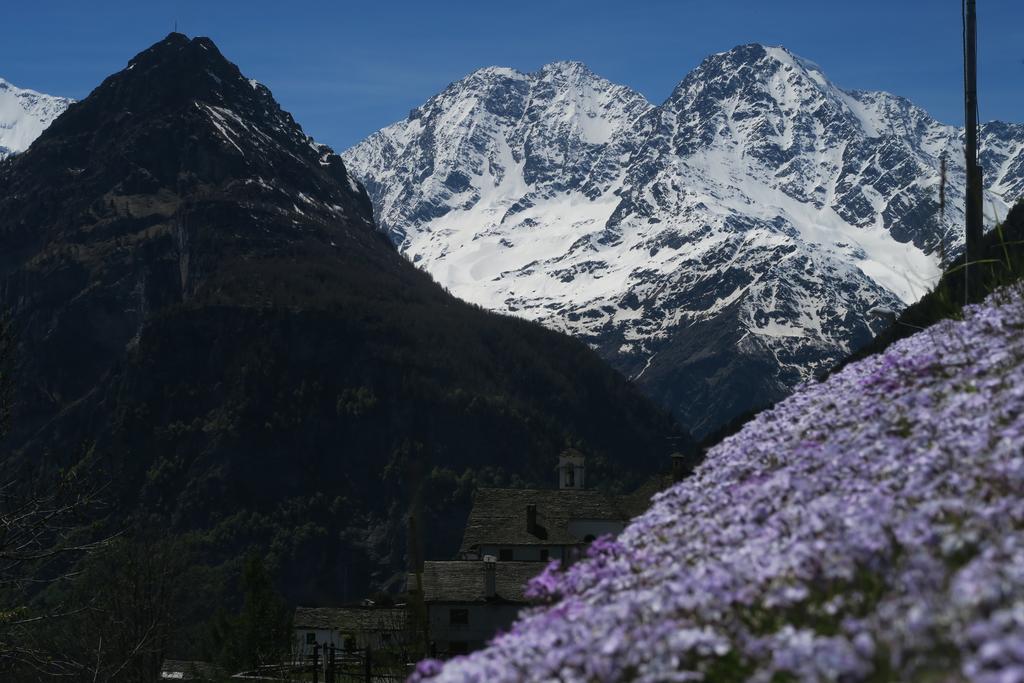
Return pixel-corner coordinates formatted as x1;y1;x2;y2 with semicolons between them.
364;645;373;683
327;644;336;683
312;644;319;683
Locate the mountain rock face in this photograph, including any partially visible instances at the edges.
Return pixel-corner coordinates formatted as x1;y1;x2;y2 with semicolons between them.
0;78;72;159
345;45;1024;437
0;34;681;603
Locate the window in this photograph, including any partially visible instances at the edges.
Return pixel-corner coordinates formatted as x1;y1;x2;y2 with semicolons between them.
305;632;316;645
540;549;549;561
565;466;575;488
498;548;513;561
449;608;469;626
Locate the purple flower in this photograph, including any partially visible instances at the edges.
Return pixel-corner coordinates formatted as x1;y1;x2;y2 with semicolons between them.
409;659;444;682
411;284;1024;682
523;560;564;603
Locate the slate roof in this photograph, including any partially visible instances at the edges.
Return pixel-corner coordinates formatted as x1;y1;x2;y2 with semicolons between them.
459;488;637;552
293;606;408;632
410;561;541;604
621;475;675;518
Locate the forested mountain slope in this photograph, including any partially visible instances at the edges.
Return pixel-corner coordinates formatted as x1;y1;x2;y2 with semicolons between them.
0;34;683;603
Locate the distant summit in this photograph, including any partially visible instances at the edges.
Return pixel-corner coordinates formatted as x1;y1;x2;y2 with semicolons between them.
0;77;72;159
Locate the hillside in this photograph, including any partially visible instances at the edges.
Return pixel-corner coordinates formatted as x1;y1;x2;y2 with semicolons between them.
414;284;1024;682
0;34;685;604
345;44;1024;438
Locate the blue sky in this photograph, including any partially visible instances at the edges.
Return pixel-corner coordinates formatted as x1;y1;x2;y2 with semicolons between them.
3;1;1022;151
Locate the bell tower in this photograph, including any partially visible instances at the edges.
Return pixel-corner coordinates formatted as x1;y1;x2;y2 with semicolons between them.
557;449;585;490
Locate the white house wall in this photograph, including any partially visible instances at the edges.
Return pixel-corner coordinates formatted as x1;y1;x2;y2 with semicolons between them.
427;603;523;653
294;627;343;660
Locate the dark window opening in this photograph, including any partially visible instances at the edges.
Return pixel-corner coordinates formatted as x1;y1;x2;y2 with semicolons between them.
305;632;316;645
540;549;549;561
565;466;575;487
449;608;469;625
498;548;513;561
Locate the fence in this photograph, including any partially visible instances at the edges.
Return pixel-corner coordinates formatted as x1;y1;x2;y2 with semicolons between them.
299;644;412;683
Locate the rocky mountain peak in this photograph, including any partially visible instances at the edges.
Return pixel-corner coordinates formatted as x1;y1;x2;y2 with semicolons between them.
462;65;528;82
431;59;647;121
44;32;315;157
75;33;259;117
537;59;596;80
346;57;651;244
678;43;824;86
5;33;371;249
666;43;845;123
0;32;383;295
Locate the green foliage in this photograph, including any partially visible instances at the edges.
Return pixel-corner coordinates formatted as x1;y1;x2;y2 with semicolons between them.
52;535;212;681
207;555;292;673
0;534;215;681
336;386;379;417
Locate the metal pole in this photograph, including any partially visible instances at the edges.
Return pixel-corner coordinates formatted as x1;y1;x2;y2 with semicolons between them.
964;0;984;283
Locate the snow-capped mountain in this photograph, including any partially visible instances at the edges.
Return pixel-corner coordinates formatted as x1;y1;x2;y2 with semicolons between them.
345;44;1024;437
349;61;652;247
0;78;72;159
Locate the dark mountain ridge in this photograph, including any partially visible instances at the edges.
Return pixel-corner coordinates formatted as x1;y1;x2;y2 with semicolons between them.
0;34;685;603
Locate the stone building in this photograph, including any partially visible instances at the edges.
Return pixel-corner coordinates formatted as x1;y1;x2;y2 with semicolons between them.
408;559;539;656
457;487;637;563
292;605;410;661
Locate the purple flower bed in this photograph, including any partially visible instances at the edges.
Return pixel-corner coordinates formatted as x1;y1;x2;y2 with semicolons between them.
412;285;1024;682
